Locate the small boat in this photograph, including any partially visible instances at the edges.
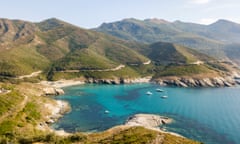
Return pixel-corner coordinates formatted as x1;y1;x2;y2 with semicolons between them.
161;95;168;99
104;110;110;114
146;91;153;95
156;88;164;92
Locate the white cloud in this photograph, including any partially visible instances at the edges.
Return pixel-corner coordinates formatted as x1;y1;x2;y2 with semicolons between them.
190;0;211;4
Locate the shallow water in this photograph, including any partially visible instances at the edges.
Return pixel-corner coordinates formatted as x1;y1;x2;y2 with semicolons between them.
52;83;240;144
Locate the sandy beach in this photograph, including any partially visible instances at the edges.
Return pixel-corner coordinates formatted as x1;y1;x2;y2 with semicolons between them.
40;79;85;88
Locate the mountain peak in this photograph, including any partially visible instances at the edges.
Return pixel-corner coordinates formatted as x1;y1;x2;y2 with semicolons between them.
144;18;169;24
122;18;141;23
37;17;66;31
210;19;239;26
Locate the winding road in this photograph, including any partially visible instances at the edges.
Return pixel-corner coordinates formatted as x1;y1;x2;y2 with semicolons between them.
59;64;126;73
58;61;151;73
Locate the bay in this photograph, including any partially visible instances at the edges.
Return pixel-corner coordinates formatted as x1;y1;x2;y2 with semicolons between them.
52;83;240;144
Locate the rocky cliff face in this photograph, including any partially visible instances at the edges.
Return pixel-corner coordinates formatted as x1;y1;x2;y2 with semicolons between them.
82;74;240;88
85;77;151;84
155;76;239;87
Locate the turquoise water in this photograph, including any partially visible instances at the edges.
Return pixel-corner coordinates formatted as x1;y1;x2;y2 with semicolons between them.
52;83;240;144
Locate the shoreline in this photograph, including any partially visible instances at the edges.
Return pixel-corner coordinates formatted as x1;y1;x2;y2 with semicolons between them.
39;77;152;88
46;109;182;138
37;99;72;136
39;74;240;90
40;79;85;88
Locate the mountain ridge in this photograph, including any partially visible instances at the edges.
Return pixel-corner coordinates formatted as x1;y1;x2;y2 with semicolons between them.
95;18;240;63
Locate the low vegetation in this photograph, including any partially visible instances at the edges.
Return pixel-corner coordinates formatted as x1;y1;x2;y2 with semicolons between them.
0;83;201;144
2;126;200;144
154;65;216;77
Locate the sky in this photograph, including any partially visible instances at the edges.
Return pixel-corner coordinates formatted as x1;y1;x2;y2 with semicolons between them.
0;0;240;28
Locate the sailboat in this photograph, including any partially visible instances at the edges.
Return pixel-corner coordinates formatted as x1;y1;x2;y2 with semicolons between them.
156;88;164;92
161;95;168;99
146;91;153;95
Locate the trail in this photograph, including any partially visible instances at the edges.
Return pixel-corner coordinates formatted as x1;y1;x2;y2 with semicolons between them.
0;94;28;123
17;71;42;79
57;61;151;73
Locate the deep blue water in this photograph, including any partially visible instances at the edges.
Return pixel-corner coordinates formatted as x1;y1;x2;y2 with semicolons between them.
52;83;240;144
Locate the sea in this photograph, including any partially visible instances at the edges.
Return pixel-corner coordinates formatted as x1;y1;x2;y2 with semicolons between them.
52;83;240;144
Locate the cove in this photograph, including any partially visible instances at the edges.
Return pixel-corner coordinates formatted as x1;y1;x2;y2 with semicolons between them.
52;83;240;144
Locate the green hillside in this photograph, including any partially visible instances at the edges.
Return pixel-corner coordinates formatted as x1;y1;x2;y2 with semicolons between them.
138;42;227;78
0;18;149;80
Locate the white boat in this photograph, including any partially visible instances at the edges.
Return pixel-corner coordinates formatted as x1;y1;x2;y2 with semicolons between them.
161;95;168;99
156;88;164;92
104;110;110;114
146;91;153;95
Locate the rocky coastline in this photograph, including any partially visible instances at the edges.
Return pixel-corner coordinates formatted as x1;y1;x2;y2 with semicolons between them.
37;100;71;136
85;77;152;84
154;76;240;87
38;75;240;98
155;75;240;88
40;74;240;92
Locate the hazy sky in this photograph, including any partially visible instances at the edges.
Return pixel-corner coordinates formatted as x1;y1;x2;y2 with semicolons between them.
1;0;240;28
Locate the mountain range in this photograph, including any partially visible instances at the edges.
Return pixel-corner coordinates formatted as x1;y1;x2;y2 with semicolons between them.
0;18;239;86
96;18;240;65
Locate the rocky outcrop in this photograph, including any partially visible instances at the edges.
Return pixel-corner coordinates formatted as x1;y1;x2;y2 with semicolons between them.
43;87;64;96
45;100;70;124
125;114;172;129
155;76;238;87
37;100;70;133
